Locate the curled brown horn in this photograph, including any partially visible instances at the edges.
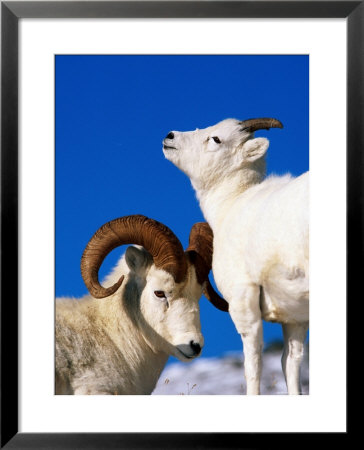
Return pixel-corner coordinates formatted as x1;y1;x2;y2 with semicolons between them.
81;215;187;299
240;118;283;133
186;222;229;312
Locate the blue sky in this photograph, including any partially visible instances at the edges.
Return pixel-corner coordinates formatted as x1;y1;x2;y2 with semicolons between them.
56;55;308;359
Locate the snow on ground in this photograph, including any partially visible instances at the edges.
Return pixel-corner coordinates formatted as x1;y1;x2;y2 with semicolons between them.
153;342;309;395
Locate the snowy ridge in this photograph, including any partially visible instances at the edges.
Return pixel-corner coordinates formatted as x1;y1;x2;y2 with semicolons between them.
153;343;309;395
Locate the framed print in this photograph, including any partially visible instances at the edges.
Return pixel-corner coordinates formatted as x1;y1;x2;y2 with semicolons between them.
1;0;359;447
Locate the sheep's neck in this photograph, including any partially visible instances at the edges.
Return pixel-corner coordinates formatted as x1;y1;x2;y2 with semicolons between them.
98;294;169;394
193;166;264;229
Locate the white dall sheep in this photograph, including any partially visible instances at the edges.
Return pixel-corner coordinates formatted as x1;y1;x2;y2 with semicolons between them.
56;215;227;395
163;118;309;395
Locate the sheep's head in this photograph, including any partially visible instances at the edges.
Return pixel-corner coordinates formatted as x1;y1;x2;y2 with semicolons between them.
81;215;228;362
163;118;283;189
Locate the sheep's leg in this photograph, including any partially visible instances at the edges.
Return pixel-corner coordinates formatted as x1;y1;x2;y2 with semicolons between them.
281;322;308;395
229;284;262;395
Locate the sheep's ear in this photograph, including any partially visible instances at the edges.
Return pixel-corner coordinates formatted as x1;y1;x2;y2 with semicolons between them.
125;246;151;272
241;137;269;162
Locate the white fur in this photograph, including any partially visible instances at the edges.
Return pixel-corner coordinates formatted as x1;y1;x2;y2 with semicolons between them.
56;246;204;395
163;118;309;395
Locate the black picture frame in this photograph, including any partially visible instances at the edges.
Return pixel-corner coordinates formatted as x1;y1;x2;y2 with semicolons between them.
1;1;357;447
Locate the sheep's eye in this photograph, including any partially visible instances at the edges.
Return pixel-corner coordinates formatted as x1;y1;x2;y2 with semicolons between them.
154;290;166;299
212;136;221;144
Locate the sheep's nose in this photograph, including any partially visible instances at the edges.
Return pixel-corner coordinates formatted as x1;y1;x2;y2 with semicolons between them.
165;132;174;140
190;341;201;356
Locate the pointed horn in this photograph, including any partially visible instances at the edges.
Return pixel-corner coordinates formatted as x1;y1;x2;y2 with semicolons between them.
204;279;229;312
186;222;229;312
81;215;187;299
240;118;283;133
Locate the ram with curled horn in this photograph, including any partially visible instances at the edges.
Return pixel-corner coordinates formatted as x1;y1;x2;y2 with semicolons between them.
56;214;227;395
